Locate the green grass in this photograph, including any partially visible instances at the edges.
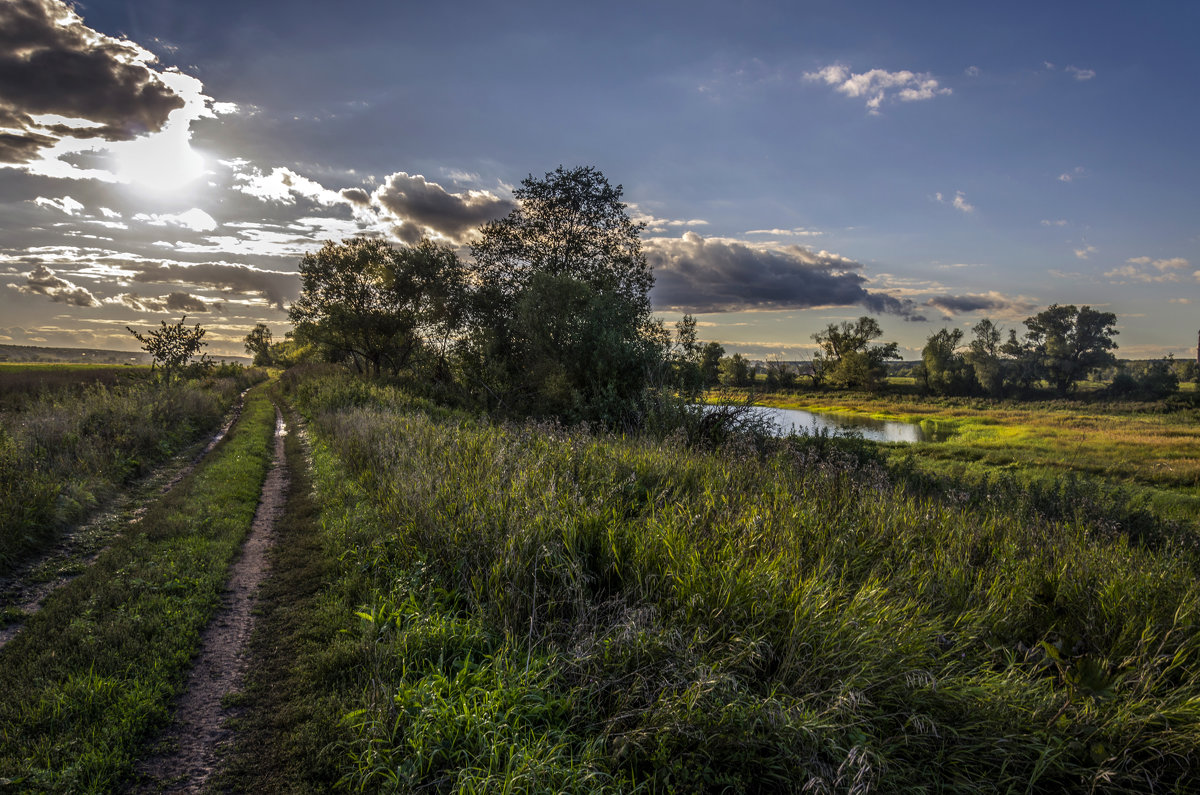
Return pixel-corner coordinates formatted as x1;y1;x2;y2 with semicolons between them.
0;369;263;575
723;387;1200;528
0;384;279;791
263;369;1200;792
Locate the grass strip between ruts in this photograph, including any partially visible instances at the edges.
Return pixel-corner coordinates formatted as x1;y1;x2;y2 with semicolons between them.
0;383;277;792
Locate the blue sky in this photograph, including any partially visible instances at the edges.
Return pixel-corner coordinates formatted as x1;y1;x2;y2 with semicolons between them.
1;0;1197;358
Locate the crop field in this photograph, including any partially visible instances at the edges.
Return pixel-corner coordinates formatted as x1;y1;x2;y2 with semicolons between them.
3;365;1199;792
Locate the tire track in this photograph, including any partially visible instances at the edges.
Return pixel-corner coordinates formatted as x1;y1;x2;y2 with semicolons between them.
0;390;248;650
132;404;288;793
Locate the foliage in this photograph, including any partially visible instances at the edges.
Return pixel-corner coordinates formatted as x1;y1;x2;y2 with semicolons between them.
718;353;754;387
0;370;259;574
1109;357;1180;400
1021;304;1120;396
0;387;278;790
244;323;273;366
462;166;660;426
277;369;1200;792
919;327;973;395
812;316;900;390
289;237;467;377
126;315;210;384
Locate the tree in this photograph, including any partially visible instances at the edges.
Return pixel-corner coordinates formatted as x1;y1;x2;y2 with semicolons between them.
243;323;273;366
965;319;1007;395
718;353;753;387
811;316;900;390
462;166;660;425
699;341;725;387
920;327;974;395
1020;304;1119;395
289;237;467;377
127;315;208;384
763;355;796;389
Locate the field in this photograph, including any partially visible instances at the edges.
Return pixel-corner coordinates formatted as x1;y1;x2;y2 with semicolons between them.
2;365;1198;791
728;386;1200;528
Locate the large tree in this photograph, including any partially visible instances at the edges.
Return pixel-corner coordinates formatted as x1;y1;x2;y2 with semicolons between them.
463;166;660;425
1020;304;1119;395
289;237;466;377
811;316;900;391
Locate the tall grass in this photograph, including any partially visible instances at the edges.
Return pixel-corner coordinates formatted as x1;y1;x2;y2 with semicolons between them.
284;370;1200;792
0;369;264;574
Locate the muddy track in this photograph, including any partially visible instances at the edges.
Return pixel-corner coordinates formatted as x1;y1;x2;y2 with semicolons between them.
0;391;249;650
132;404;288;793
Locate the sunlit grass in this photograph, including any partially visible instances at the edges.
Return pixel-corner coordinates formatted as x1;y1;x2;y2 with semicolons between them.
275;369;1200;792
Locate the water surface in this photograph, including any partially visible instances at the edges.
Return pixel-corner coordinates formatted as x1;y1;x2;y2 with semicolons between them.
738;405;949;443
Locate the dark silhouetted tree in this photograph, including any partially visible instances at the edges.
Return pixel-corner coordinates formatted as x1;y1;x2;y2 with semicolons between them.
920;327;975;395
127;315;208;384
463;166;659;425
243;323;273;366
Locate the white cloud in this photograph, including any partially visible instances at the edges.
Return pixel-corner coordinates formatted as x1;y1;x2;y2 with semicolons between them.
965;66;980;77
804;64;951;114
935;191;974;213
133;208;218;232
34;195;85;215
1074;245;1097;259
1058;166;1086;183
1109;256;1191;283
1041;219;1068;227
1066;66;1096;81
232;165;343;206
744;228;822;237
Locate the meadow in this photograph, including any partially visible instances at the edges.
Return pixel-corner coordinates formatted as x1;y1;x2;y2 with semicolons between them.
730;386;1200;529
218;367;1200;792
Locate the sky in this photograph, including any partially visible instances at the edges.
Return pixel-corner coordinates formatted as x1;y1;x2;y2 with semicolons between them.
1;0;1197;360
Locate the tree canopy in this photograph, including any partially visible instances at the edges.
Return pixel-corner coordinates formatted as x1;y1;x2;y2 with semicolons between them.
461;166;660;425
812;316;900;391
289;237;466;377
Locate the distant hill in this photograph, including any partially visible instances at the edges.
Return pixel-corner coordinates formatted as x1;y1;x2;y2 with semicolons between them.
0;344;251;366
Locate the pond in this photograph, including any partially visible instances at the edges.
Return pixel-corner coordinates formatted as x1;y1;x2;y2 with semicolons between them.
722;405;951;443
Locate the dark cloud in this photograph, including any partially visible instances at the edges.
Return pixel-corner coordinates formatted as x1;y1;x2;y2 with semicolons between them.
130;261;297;310
373;172;514;242
12;263;98;306
340;187;371;205
646;233;926;320
112;291;220;313
0;0;185;162
924;292;1034;316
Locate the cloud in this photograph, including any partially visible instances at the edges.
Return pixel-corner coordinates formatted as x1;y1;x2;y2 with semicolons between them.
1066;65;1096;81
0;0;186;165
132;208;217;232
232;165;343;206
34;195;84;215
109;290;220;313
10;263;98;306
804;64;951;113
1041;219;1068;227
1058;166;1085;182
923;291;1037;316
128;261;297;309
644;232;925;320
372;172;514;243
1074;245;1097;259
1106;256;1191;283
744;227;822;237
935;191;974;213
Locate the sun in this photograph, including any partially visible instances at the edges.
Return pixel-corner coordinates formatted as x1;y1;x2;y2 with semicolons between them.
112;125;205;194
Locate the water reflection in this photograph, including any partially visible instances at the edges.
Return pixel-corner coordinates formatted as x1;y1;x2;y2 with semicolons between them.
734;405;949;443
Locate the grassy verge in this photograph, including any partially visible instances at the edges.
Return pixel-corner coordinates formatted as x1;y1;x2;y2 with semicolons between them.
0;384;277;791
276;369;1200;792
0;369;265;575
